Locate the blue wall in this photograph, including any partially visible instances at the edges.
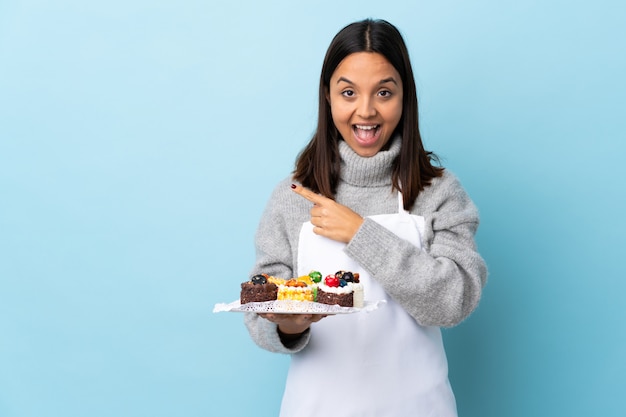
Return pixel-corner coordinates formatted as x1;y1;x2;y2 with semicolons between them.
1;1;624;416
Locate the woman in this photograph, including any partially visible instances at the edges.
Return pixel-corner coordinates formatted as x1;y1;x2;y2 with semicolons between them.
244;19;487;416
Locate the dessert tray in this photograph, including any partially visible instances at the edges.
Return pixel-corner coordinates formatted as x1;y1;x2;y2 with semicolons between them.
213;299;386;314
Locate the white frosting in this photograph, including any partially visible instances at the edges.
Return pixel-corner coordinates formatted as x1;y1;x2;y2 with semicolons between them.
351;283;364;308
318;282;354;294
278;285;311;293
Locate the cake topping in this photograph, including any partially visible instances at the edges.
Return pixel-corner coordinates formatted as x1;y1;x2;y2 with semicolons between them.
324;275;340;287
251;274;268;285
285;278;308;287
267;276;286;286
308;270;323;283
335;270;360;283
296;275;314;285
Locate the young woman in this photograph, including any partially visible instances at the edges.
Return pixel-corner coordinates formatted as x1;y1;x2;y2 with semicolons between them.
244;19;487;416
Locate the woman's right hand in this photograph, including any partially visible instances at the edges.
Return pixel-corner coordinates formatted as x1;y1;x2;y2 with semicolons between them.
258;313;327;335
291;183;364;243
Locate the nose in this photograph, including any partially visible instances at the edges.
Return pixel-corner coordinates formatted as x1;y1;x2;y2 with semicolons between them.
356;97;376;118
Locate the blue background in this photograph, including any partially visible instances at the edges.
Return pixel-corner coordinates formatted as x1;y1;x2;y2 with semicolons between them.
1;1;625;416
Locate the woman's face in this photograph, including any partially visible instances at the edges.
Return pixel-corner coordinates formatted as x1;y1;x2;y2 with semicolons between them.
327;52;403;157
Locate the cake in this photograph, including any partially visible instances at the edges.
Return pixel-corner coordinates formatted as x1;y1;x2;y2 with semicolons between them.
240;274;278;304
316;270;364;308
278;278;316;302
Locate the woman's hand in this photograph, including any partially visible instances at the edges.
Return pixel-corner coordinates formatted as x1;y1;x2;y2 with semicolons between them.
291;183;364;243
258;313;327;335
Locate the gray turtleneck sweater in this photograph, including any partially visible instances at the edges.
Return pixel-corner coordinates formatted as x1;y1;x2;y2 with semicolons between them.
244;137;487;353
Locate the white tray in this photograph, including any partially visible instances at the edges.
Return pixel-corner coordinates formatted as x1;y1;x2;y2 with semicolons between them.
213;299;385;314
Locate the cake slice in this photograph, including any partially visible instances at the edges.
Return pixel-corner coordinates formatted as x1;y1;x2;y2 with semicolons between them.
240;274;278;304
316;270;363;308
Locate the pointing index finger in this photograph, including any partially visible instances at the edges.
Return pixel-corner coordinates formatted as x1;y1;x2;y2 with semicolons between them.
291;183;327;205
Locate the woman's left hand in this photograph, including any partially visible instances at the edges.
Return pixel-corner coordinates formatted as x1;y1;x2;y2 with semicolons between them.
291;183;363;243
258;312;327;335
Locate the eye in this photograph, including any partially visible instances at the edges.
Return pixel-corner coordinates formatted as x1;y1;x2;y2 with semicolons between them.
378;90;393;98
341;89;355;97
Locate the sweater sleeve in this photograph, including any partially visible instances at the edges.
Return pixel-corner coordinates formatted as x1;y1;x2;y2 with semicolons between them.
244;312;311;353
242;178;311;353
344;173;487;327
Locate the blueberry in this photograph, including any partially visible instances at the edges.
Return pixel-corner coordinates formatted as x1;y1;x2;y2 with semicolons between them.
342;271;355;282
251;274;267;285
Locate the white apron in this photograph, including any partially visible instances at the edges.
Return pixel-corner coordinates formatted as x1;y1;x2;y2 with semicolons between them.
280;193;457;417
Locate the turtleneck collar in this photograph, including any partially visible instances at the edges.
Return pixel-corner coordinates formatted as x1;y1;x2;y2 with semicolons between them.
338;135;401;187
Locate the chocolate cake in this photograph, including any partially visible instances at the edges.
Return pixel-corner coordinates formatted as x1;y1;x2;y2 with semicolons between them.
240;274;278;304
315;270;362;307
316;288;354;307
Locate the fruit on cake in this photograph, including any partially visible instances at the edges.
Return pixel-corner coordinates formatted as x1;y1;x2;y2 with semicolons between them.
316;270;364;308
240;274;278;304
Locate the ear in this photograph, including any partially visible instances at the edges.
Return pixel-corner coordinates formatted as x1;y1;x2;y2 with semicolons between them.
325;87;330;104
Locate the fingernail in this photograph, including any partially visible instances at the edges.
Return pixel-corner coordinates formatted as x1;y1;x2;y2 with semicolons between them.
290;184;296;189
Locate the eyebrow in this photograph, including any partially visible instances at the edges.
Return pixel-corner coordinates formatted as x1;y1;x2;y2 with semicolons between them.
336;76;398;86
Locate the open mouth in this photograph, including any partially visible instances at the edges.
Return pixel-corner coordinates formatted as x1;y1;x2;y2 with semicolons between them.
353;124;381;143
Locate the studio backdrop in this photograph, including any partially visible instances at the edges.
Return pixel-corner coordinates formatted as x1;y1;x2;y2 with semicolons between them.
1;1;625;416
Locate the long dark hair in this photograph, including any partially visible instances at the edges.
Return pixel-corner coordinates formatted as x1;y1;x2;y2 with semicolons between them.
293;18;443;211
